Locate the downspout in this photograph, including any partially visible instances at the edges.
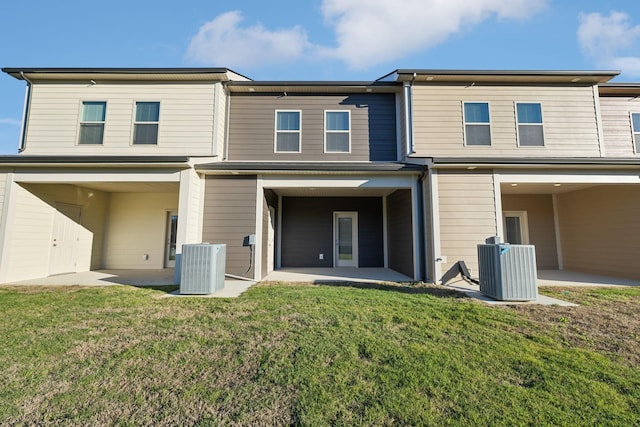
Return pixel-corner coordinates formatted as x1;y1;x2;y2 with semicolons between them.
18;72;33;153
403;72;417;157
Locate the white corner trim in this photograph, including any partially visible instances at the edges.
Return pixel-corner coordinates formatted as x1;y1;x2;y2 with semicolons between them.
493;171;504;240
254;176;264;280
411;178;420;280
176;169;192;252
552;194;564;270
0;174;16;283
429;170;442;282
276;194;283;269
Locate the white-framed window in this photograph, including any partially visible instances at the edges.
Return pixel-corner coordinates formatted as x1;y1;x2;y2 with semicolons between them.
463;102;491;146
78;101;106;145
274;110;301;153
631;112;640;154
325;110;351;153
133;101;160;145
516;102;544;147
503;211;530;244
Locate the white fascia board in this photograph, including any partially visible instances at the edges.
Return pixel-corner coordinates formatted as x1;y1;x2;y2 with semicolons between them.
13;171;181;183
262;175;415;189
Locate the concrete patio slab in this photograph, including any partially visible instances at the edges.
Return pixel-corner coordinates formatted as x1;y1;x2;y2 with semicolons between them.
263;267;414;284
164;279;257;298
2;269;176;287
537;270;639;287
442;279;578;306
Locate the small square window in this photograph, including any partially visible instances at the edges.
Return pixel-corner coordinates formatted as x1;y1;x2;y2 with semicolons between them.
275;111;301;152
79;101;106;145
517;103;544;147
133;102;160;145
463;102;491;146
325;111;351;153
631;113;640;153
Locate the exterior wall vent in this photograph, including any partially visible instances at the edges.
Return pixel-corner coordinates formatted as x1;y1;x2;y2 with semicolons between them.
477;244;537;301
179;244;226;295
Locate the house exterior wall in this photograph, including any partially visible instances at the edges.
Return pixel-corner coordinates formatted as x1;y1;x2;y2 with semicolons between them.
227;93;397;161
281;197;384;268
261;190;278;278
22;82;219;156
202;176;257;279
556;185;640;280
386;189;414;278
436;170;498;276
0;172;7;225
599;96;640;157
104;192;178;269
411;84;601;158
501;194;558;269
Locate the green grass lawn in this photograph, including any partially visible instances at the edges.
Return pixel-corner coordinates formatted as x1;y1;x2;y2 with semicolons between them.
0;282;638;426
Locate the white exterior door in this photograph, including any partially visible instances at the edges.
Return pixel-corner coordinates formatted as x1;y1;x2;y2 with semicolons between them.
165;211;178;268
334;212;358;267
49;203;81;275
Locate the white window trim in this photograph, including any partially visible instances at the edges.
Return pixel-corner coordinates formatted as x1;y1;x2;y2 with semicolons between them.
274;109;302;153
503;210;530;245
515;102;545;147
324;110;351;153
77;100;106;146
131;101;160;146
462;101;492;147
630;112;640;155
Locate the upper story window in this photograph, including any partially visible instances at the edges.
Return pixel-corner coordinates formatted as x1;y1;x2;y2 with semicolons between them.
79;101;106;145
516;103;544;146
325;111;351;153
133;102;160;145
275;110;301;152
463;102;491;146
631;113;640;153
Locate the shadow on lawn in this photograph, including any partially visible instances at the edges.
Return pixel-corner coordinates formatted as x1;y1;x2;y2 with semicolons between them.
314;281;463;297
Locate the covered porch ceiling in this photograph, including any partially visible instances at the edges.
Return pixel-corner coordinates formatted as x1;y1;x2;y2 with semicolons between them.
501;183;601;194
271;187;398;197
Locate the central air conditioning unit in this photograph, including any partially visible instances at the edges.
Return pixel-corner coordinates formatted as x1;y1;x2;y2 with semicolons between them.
179;244;226;295
477;243;537;301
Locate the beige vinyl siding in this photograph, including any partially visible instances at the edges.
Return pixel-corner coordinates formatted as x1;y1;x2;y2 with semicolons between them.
228;94;397;161
599;96;640;157
23;82;217;156
3;183;109;282
412;85;601;157
437;171;497;275
104;193;178;269
202;176;257;278
0;172;7;225
557;185;640;280
501;194;558;269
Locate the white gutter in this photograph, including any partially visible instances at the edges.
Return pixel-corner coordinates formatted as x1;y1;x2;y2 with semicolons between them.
18;72;33;153
403;73;416;157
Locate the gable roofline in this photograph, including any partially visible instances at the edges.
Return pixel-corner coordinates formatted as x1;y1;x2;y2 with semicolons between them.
377;69;620;84
1;67;252;82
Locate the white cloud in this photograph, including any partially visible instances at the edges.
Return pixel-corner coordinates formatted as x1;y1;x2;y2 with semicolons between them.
0;118;21;126
186;1;547;70
319;0;547;69
578;11;640;77
186;11;310;68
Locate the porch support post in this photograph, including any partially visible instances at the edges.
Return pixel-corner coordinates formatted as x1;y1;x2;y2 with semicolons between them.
253;176;264;281
411;177;421;281
276;194;282;269
552;194;564;270
0;174;16;283
382;195;388;268
175;168;203;283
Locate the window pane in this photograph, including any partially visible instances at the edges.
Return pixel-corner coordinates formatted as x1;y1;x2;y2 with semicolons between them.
338;217;353;260
134;123;158;144
326;111;349;130
136;102;160;122
82;102;106;122
465;124;491;145
276;133;300;152
276;112;300;131
632;113;640;131
505;216;522;244
518;124;544;146
464;103;489;123
326;133;350;152
517;103;542;124
79;123;104;144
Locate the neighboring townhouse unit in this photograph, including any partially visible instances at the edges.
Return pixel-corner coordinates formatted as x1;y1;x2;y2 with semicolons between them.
0;68;248;283
1;67;638;285
380;69;639;282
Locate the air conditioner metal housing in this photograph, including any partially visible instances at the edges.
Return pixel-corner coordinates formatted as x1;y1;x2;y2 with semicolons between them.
477;244;537;301
179;244;226;295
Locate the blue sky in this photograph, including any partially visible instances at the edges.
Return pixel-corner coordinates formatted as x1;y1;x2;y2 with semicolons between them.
1;0;639;154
